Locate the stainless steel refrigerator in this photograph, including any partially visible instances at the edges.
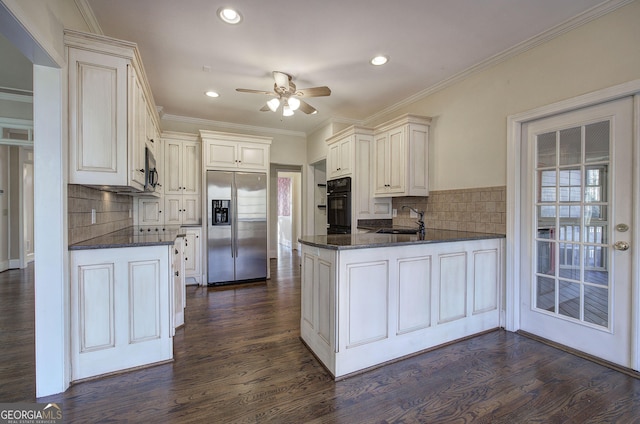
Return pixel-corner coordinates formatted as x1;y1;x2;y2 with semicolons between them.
206;170;267;285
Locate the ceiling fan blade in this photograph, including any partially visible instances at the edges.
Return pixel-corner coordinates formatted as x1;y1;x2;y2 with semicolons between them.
295;86;331;97
273;71;291;90
297;99;317;114
236;88;275;96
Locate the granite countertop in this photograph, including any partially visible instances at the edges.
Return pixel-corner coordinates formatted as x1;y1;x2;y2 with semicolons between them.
298;229;505;250
69;226;185;250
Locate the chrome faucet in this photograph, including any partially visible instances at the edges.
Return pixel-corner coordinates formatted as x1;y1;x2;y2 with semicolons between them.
402;206;425;235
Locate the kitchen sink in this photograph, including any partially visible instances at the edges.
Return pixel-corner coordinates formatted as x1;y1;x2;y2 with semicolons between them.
375;228;419;234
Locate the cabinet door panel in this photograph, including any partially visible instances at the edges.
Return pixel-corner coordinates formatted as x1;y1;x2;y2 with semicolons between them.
374;134;388;193
438;252;467;324
182;195;200;225
129;260;161;342
328;142;341;179
338;138;352;175
129;68;146;187
164;195;182;225
164;141;183;194
205;141;237;168
387;127;405;193
78;263;115;351
69;49;127;185
183;228;202;280
139;198;163;225
182;142;200;194
238;144;267;170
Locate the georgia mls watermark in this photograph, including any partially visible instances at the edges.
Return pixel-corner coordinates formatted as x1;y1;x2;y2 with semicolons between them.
0;403;62;424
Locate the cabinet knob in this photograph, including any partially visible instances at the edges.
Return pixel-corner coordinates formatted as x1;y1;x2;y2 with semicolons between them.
175;271;179;277
138;169;145;173
185;257;188;261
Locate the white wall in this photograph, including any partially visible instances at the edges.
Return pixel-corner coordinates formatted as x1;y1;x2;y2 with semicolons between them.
363;1;640;191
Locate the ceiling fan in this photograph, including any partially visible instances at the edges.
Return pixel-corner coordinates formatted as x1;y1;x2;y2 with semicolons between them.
236;71;331;116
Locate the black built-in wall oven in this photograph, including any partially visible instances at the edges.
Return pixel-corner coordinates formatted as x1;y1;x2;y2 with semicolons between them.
327;176;351;234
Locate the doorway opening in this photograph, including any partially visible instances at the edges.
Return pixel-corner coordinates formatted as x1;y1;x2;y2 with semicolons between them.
274;166;302;258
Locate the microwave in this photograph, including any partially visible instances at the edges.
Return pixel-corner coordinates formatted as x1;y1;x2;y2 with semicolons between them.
144;147;159;192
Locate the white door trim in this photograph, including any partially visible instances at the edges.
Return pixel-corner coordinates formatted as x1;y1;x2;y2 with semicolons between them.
506;79;640;371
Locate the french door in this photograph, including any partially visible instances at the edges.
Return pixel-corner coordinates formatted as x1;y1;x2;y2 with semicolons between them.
520;97;634;368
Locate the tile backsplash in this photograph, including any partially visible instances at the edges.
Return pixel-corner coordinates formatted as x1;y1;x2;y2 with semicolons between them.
393;186;506;234
68;185;133;244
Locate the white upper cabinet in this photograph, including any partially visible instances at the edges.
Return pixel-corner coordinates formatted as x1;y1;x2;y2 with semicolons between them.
200;130;271;172
66;30;160;192
326;126;392;227
163;132;201;196
374;114;431;197
129;67;147;188
327;135;354;179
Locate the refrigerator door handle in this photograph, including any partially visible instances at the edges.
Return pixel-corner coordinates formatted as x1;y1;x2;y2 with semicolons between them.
233;189;239;258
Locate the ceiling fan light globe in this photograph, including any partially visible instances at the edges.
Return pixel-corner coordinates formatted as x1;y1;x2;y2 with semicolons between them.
287;97;300;111
267;98;280;112
283;105;294;117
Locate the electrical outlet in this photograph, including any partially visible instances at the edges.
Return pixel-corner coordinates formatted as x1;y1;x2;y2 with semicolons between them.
129;209;132;218
392;208;397;217
91;209;96;224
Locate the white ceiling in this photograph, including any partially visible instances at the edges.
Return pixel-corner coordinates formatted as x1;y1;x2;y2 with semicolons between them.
1;1;627;134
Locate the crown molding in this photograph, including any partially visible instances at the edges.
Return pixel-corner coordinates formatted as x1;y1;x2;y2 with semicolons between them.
160;113;307;138
363;0;635;125
74;0;104;35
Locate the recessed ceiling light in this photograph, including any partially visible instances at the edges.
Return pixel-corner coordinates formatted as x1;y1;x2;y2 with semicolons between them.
205;91;220;98
370;55;389;66
217;7;242;24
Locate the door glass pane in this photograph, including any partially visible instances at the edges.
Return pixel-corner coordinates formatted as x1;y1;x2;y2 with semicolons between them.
559;280;580;319
558;168;581;201
537;132;556;167
559;127;581;165
538;170;557;202
558;243;580;281
538;205;556;220
585;165;607;203
536;241;554;275
585;121;610;163
536;276;555;312
584;285;608;327
584;207;607;244
584;246;608;286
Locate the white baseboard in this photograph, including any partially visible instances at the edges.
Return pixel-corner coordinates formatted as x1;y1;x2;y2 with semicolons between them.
9;259;22;269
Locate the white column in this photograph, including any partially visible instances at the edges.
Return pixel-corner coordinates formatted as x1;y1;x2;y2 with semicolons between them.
33;64;70;397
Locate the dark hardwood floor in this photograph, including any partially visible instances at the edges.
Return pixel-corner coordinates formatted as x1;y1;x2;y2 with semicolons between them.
2;251;640;423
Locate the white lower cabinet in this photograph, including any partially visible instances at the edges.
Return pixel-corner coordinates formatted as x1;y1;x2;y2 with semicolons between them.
182;227;202;285
300;237;503;378
172;236;186;331
70;245;173;381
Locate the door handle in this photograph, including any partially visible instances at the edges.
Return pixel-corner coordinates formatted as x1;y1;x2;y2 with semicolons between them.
613;241;630;251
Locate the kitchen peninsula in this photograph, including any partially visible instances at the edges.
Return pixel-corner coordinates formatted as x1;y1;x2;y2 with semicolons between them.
68;226;184;381
299;230;505;378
